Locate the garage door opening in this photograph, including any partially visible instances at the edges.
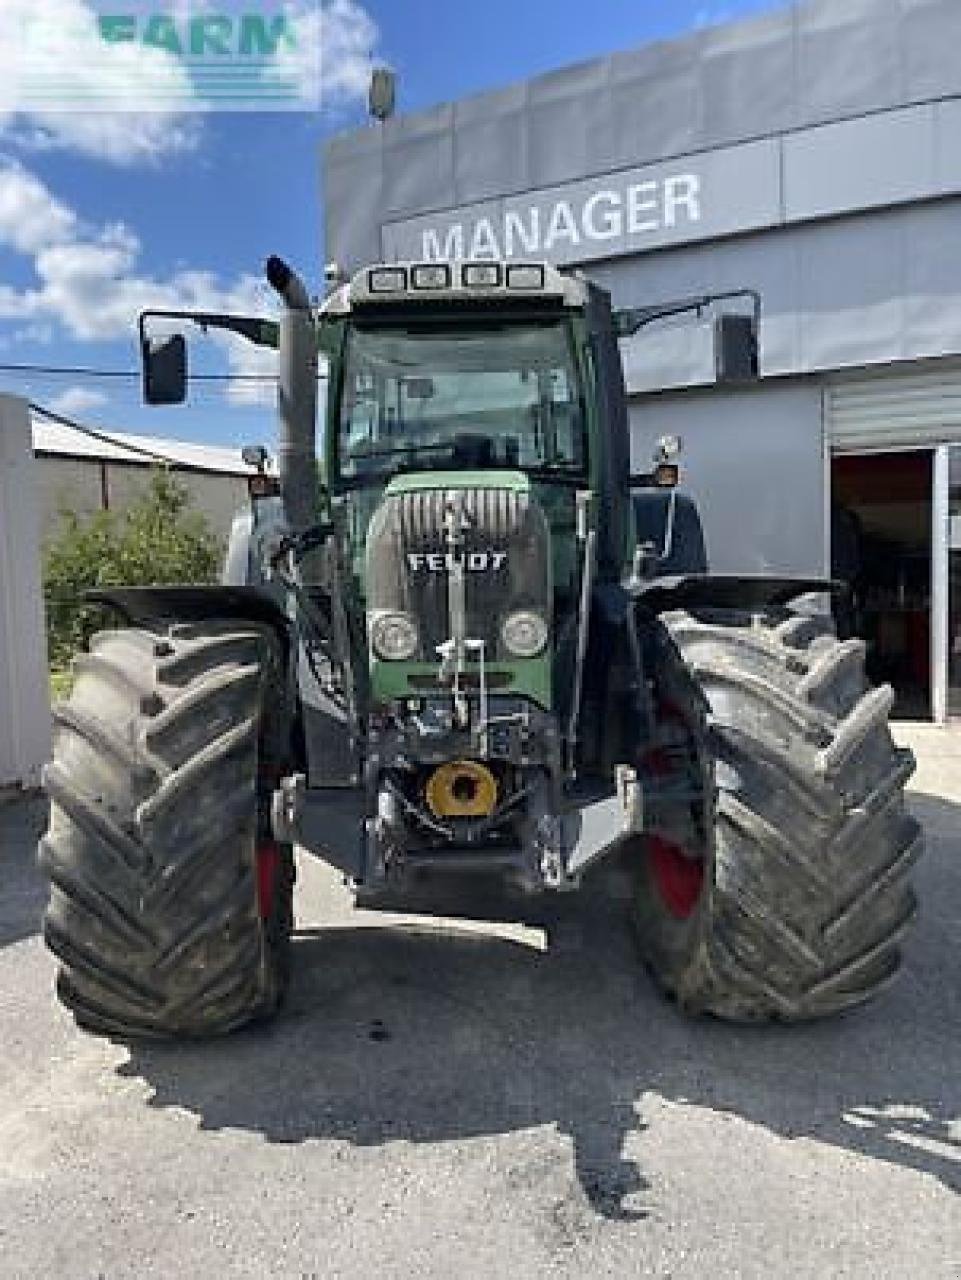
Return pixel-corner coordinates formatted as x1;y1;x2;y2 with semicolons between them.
831;451;933;720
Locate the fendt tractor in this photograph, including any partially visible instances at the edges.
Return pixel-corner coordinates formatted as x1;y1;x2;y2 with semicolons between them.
38;257;923;1037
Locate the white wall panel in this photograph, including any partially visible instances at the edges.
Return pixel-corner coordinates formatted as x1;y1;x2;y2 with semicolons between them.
630;380;826;575
0;396;50;789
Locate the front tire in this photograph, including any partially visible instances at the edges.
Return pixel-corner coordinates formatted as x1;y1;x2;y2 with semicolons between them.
634;608;923;1021
39;622;293;1039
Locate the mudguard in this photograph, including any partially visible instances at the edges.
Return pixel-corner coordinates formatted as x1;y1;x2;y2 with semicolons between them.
632;491;707;575
87;585;291;651
629;488;838;614
630;574;840;615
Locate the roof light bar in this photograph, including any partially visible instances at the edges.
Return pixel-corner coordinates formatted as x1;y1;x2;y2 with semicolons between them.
368;266;407;293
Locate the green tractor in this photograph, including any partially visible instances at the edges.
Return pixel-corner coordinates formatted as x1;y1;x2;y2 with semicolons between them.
38;258;923;1037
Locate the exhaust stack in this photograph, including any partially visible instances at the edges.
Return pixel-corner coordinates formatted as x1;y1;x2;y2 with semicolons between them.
266;256;317;534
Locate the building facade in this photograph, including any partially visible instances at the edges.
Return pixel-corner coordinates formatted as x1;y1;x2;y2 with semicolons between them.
324;0;961;721
32;416;255;546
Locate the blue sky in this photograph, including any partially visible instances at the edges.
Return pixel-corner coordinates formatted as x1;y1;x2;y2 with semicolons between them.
0;0;786;446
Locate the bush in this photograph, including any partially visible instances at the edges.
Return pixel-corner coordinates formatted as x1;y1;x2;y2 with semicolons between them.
44;469;222;670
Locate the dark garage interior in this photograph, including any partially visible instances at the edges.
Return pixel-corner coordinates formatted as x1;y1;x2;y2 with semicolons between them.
831;451;932;720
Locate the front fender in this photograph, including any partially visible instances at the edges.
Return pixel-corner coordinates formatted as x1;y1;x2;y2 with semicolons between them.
87;585;291;653
630;574;840;616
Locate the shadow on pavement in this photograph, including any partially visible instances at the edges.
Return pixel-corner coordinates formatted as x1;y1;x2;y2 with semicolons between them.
119;788;961;1220
0;795;47;948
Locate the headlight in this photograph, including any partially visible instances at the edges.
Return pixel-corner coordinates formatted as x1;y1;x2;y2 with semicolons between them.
501;610;548;658
462;262;502;288
367;266;406;293
370;612;419;661
411;263;451;290
506;264;545;290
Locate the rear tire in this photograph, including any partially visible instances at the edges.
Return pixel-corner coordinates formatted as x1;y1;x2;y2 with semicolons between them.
633;608;923;1021
39;622;293;1039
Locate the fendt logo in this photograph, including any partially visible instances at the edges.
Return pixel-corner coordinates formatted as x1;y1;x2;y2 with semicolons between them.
407;551;508;573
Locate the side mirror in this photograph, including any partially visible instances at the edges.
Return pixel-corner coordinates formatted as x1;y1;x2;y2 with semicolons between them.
714;314;758;384
142;334;187;405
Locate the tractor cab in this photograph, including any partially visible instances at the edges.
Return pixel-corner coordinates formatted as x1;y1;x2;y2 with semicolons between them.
317;262;605;725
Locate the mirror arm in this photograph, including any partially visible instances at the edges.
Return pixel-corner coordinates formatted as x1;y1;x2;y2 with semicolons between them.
138;309;280;352
614;288;761;339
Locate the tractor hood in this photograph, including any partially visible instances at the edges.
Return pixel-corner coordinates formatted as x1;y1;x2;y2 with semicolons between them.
364;471;552;707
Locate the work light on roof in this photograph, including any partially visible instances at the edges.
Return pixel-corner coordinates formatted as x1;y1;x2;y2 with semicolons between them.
368;67;396;122
411;263;451;290
506;264;546;290
368;266;407;293
462;263;502;288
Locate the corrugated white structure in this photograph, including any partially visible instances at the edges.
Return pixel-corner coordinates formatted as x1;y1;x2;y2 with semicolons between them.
31;416;258;545
827;365;961;452
0;396;51;790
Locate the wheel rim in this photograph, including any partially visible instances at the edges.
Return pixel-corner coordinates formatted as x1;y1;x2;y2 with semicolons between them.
647;834;705;920
256;841;281;919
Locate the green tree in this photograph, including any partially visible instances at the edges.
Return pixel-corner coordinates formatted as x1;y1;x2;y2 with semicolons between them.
44;468;222;670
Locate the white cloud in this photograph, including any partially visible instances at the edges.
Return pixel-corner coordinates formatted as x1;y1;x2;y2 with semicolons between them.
320;0;381;105
0;0;199;164
0;157;280;401
275;0;385;117
0;159;76;252
270;0;381;110
47;384;108;417
0;0;384;399
0;2;383;164
269;3;323;108
223;338;280;409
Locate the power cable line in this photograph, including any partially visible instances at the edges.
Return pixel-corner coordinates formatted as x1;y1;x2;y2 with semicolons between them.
0;362;263;382
0;361;329;382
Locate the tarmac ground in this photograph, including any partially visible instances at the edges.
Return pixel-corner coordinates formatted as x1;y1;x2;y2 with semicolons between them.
0;724;957;1278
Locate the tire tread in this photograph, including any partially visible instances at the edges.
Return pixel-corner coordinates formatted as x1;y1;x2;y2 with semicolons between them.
636;607;923;1022
39;622;290;1038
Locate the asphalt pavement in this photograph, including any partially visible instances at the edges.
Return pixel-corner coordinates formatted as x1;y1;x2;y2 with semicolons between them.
0;724;957;1278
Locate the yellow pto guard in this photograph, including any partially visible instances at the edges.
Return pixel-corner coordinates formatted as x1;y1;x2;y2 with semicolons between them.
425;760;498;819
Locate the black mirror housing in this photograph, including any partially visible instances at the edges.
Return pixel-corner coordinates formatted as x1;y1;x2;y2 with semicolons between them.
143;334;187;405
241;444;270;471
714;313;759;383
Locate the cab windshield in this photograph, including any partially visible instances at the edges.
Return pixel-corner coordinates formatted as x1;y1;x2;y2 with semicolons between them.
336;319;586;484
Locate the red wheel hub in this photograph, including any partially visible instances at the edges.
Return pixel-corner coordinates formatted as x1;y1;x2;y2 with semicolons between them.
648;835;705;920
256;841;281;919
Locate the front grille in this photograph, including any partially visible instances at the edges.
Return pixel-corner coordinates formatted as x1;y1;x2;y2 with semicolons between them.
393;486;531;542
366;485;551;660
